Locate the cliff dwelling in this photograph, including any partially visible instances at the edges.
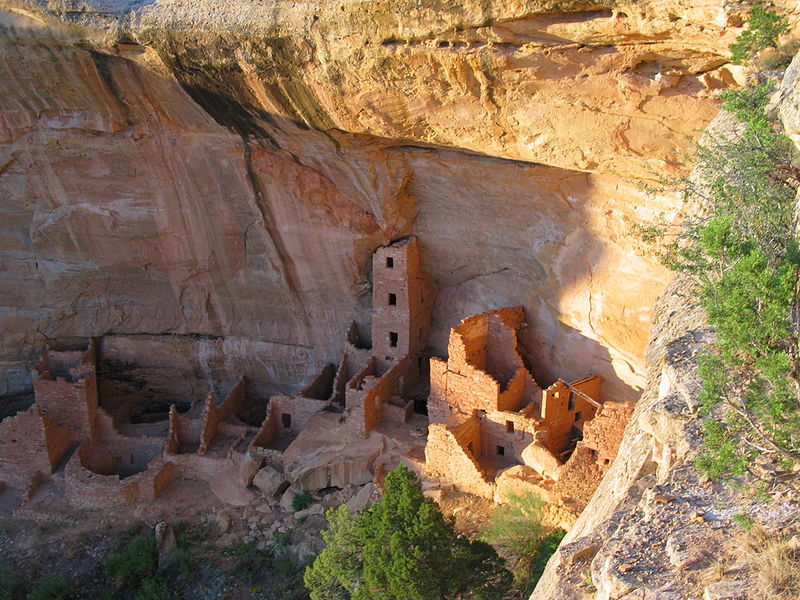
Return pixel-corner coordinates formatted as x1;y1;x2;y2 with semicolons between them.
0;236;631;529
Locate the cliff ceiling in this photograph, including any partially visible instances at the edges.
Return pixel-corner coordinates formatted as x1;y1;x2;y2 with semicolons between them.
0;0;759;407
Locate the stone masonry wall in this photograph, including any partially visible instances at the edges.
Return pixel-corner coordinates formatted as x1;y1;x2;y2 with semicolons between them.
425;416;493;498
270;393;329;433
581;400;635;467
0;406;70;488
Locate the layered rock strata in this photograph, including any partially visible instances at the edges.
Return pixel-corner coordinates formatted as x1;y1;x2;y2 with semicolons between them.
0;0;724;409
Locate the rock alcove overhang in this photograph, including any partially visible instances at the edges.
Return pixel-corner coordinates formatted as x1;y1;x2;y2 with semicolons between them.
0;0;735;422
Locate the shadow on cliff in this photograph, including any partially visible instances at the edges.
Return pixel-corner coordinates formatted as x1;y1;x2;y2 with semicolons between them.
406;147;655;406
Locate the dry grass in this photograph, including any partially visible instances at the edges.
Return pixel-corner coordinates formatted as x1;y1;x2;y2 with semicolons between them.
742;526;800;599
709;558;727;581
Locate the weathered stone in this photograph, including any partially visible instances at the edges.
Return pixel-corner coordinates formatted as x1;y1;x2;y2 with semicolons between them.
279;487;297;512
346;483;374;513
252;466;286;498
422;489;445;503
154;521;177;569
295;503;325;520
210;466;257;507
703;581;747;600
239;453;264;488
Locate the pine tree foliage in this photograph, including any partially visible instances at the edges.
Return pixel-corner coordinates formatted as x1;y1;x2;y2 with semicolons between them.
304;466;512;600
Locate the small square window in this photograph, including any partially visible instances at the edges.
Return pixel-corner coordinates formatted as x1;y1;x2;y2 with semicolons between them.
574;411;582;423
389;332;398;347
386;257;394;268
496;445;505;456
282;413;292;428
505;420;514;433
388;293;397;306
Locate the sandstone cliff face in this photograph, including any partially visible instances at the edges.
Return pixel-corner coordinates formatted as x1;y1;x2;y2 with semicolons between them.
531;55;800;599
1;0;731;407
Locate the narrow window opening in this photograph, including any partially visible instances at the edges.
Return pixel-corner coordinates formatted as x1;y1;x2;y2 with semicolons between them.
574;411;582;423
389;332;398;347
568;391;576;411
496;445;505;456
281;413;292;428
386;256;394;268
505;420;514;433
388;293;397;306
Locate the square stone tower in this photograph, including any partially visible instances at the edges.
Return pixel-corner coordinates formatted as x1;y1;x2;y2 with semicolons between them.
370;236;435;369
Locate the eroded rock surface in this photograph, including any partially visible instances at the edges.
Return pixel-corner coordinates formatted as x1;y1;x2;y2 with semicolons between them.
0;1;707;407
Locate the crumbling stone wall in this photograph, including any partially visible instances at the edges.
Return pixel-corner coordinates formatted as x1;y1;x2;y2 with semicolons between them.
427;307;540;423
65;441;176;508
425;417;493;498
33;342;98;443
0;406;71;488
93;409;163;475
539;379;599;456
581;400;634;466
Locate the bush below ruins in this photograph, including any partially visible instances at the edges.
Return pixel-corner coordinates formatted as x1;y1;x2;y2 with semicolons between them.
481;493;565;596
304;465;512;600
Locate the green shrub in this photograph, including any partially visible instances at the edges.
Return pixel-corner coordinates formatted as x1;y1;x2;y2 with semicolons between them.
641;81;800;482
27;575;72;600
291;492;314;512
105;534;158;589
733;513;756;531
731;5;789;64
305;465;511;600
481;493;564;594
223;540;271;584
133;576;176;600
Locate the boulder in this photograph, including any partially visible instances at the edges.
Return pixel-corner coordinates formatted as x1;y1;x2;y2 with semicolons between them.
282;413;383;491
346;483;374;512
521;441;562;480
279;487;297;512
154;521;177;569
210;465;257;506
253;465;287;498
239;453;264;487
703;581;747;600
295;503;325;520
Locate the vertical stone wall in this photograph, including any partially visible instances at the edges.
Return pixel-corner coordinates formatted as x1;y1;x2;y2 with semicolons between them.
270;393;329;433
371;237;436;369
0;406;69;488
540;380;598;456
425;417;493;498
250;403;278;449
33;342;98;443
217;377;246;420
581;400;634;466
165;405;180;454
198;393;219;454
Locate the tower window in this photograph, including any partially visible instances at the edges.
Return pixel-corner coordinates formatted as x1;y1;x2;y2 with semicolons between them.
386;257;394;268
388;293;397;306
282;413;292;428
506;420;514;433
574;411;582;423
496;445;505;456
389;332;398;347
